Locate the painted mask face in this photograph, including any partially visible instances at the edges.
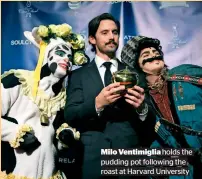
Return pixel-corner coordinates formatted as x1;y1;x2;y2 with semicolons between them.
138;47;164;75
47;44;73;78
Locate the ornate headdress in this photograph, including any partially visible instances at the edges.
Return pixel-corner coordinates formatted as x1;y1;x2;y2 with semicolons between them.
24;23;89;97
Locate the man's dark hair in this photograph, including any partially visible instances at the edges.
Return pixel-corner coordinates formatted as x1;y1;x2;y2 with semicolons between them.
88;13;120;52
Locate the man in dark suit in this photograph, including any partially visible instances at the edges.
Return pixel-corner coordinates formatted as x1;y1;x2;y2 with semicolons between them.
64;13;155;179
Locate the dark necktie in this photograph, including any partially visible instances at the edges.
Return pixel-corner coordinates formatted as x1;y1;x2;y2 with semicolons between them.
103;62;112;87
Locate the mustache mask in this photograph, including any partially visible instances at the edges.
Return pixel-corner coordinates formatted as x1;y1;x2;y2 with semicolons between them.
142;55;163;66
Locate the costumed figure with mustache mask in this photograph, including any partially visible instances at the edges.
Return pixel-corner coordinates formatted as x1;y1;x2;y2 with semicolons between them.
1;23;89;179
121;36;202;179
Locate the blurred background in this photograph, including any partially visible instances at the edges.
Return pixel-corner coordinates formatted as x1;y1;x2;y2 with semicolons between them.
2;1;202;73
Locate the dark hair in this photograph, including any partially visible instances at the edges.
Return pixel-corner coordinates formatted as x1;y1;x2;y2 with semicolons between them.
88;13;120;52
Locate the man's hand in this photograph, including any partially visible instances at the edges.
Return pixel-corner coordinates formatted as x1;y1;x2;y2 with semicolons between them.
124;85;145;108
95;82;125;110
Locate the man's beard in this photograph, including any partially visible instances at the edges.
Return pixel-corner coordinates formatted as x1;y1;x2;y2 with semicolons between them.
97;41;118;57
105;40;118;53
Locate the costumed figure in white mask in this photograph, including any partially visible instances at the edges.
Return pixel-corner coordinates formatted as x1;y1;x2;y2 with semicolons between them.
1;23;89;179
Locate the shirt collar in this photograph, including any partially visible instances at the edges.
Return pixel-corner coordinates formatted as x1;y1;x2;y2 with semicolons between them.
95;55;118;69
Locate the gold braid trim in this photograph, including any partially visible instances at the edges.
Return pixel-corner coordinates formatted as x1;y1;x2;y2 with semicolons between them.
154;121;161;133
148;75;164;91
9;124;33;148
1;170;63;179
56;123;80;148
147;67;168;91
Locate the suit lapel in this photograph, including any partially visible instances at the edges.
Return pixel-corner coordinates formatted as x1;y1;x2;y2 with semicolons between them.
117;59;126;71
87;60;104;94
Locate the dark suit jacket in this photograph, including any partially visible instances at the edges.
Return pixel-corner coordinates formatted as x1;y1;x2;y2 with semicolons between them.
64;59;155;179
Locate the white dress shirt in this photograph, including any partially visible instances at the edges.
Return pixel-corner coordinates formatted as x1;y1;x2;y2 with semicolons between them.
95;55;118;86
